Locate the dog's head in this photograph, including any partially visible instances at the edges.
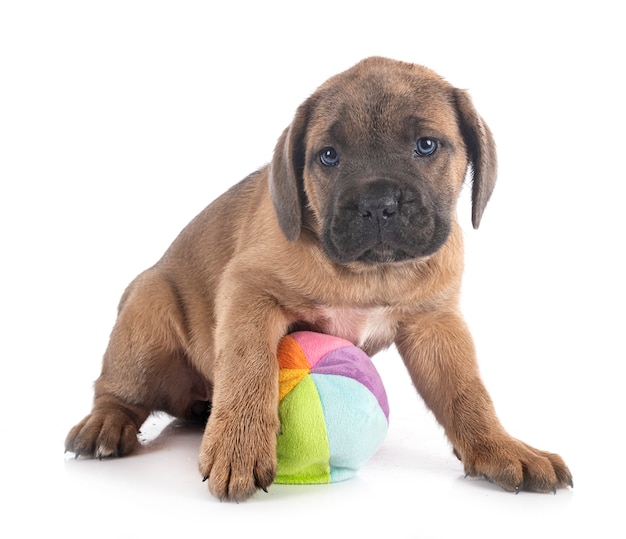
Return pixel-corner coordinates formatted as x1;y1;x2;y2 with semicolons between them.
269;57;497;265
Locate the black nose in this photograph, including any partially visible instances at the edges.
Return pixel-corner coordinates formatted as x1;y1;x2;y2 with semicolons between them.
358;192;399;230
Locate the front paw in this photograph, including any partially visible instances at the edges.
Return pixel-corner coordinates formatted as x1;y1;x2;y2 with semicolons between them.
459;438;573;493
198;413;278;502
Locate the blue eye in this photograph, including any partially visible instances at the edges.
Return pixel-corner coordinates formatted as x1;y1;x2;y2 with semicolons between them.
415;137;438;156
320;147;340;166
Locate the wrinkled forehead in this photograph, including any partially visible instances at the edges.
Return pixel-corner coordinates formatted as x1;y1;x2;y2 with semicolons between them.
306;66;460;147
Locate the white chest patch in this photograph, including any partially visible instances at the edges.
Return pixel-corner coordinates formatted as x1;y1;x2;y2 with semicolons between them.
313;305;397;351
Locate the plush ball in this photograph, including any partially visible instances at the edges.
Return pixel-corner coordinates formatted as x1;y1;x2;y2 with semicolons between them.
275;331;389;485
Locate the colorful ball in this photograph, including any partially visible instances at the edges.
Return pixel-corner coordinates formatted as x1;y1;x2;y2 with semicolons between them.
275;331;389;485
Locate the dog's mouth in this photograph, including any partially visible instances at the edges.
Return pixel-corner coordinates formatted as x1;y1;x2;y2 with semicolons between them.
321;182;451;265
353;245;417;264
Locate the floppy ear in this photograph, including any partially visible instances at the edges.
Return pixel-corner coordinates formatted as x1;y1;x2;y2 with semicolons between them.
269;103;310;242
453;89;498;229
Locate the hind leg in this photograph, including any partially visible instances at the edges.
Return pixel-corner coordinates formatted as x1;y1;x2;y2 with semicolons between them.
65;395;149;459
65;269;211;458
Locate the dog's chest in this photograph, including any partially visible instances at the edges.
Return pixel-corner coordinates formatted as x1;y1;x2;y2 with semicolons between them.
309;305;397;352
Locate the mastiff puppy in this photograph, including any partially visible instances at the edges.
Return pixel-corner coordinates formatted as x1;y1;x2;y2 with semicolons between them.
66;56;572;501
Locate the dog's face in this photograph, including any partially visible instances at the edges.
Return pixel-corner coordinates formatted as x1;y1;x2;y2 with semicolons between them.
270;57;497;266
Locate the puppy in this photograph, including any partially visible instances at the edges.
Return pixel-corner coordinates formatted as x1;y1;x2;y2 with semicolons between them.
66;57;572;501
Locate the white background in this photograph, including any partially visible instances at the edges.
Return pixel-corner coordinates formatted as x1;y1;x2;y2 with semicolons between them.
1;1;624;537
